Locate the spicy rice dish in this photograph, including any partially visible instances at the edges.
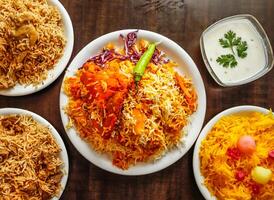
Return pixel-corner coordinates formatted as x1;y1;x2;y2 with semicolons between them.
64;31;197;169
0;114;63;199
0;0;66;89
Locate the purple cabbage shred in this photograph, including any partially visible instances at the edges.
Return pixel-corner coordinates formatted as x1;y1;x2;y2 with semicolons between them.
88;30;169;67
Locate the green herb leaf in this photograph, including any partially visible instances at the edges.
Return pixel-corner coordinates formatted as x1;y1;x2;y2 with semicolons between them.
237;41;248;58
216;54;237;68
232;37;241;46
217;30;248;68
219;30;242;55
224;30;236;41
219;38;230;48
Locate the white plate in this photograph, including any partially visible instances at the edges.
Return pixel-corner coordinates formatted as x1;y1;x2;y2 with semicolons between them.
0;108;69;199
60;29;206;175
0;0;74;96
193;105;270;200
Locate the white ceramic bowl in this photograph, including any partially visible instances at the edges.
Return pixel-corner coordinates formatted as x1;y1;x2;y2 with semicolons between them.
193;105;270;200
0;108;69;200
60;29;206;175
0;0;74;96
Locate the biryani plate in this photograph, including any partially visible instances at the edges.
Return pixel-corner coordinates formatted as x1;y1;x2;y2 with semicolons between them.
60;29;206;175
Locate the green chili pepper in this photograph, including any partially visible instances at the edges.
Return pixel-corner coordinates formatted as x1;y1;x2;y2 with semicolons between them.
133;43;156;83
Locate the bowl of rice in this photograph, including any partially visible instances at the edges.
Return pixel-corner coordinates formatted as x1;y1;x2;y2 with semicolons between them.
193;105;274;200
0;0;74;96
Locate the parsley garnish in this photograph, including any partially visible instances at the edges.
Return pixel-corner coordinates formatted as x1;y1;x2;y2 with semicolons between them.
236;41;248;58
216;30;248;68
216;54;237;68
219;30;241;54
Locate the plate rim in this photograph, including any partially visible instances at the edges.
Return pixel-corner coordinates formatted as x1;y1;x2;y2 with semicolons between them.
59;29;206;175
0;0;74;96
193;105;270;200
0;107;69;200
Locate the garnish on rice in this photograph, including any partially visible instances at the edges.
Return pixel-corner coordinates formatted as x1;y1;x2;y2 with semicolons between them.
64;31;197;169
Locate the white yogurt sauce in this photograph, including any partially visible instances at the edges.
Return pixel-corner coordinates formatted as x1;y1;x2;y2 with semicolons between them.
203;18;266;85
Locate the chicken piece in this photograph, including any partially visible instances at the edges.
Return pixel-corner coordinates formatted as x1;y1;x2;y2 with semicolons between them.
16;51;28;63
1;116;20;130
13;24;39;46
133;108;146;135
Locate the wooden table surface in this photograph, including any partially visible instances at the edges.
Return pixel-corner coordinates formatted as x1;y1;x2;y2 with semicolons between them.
1;0;274;199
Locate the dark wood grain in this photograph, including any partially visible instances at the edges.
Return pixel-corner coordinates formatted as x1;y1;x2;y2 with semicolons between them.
1;0;274;199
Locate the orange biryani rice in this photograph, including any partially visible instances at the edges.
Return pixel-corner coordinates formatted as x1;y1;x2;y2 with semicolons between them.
64;33;197;169
199;111;274;200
